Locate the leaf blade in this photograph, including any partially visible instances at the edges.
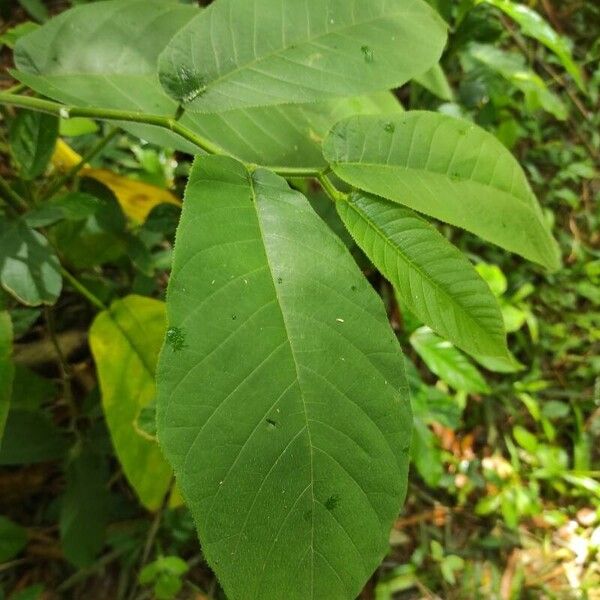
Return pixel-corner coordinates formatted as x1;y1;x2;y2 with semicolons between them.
159;0;447;112
337;192;509;362
323;112;561;271
157;156;411;600
89;295;172;510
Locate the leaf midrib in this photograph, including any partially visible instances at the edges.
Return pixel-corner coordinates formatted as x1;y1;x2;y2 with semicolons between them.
249;173;316;598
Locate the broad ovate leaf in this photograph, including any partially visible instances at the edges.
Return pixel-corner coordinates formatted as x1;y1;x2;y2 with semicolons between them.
324;112;561;271
0;219;62;306
90;295;171;510
157;156;411;600
410;327;489;394
337;192;510;363
159;0;446;112
14;0;404;169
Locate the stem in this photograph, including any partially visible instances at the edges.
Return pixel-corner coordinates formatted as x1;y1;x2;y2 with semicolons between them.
44;306;75;413
0;92;339;181
318;172;347;202
0;174;28;213
60;268;107;311
44;127;120;199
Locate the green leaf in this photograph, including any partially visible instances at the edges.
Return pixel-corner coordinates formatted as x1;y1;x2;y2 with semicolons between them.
14;0;404;170
59;445;110;568
157;156;411;600
0;312;13;448
323;112;561;271
89;295;172;511
158;0;446;112
410;327;490;394
0;410;68;465
25;192;101;228
17;0;48;23
480;0;585;91
468;43;568;120
0;219;62;306
413;63;453;101
337;192;510;363
9;110;58;180
411;419;443;487
0;516;27;562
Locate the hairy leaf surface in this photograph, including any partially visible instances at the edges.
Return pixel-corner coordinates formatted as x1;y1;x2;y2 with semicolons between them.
159;0;446;112
157;156;411;600
14;0;403;169
324;112;560;270
337;193;509;362
90;295;172;510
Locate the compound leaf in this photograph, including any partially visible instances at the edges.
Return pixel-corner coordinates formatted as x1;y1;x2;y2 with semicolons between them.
157;156;411;600
324;112;560;271
90;295;172;511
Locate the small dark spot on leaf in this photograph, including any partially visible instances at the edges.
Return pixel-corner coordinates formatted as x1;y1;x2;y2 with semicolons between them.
351;285;357;292
325;494;340;511
232;315;237;320
277;277;283;284
166;327;186;352
266;418;277;430
361;45;374;63
384;122;395;133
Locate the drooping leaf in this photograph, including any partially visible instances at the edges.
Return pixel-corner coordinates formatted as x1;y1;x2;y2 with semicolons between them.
0;219;62;306
480;0;585;91
468;43;567;120
89;295;172;510
0;516;27;562
0;312;13;447
323;112;561;271
9;110;58;180
14;0;405;169
0;410;68;465
337;192;510;363
410;327;490;394
159;0;446;112
157;156;411;600
60;444;110;568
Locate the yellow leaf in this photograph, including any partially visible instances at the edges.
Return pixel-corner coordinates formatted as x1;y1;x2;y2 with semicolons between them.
51;139;181;223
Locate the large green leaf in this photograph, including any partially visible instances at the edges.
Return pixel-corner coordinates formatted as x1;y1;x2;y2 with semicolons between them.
0;312;14;448
480;0;585;91
90;295;172;511
337;192;509;363
323;112;561;271
0;219;62;306
13;0;404;169
156;156;411;600
159;0;446;112
410;327;489;394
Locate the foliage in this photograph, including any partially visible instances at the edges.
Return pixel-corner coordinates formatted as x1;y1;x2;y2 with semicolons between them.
0;0;598;598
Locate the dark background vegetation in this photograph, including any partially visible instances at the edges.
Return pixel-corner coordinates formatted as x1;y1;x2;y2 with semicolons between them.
0;0;598;598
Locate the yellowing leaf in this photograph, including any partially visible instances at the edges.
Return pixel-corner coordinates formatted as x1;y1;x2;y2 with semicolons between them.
89;295;172;510
84;168;180;223
51;139;180;223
